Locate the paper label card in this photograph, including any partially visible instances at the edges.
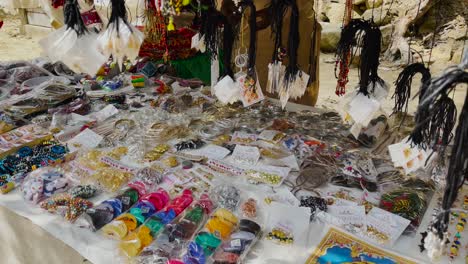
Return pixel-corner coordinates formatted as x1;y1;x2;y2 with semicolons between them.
348;93;381;127
239;73;265;107
67;128;103;152
231;145;261;165
185;144;231;160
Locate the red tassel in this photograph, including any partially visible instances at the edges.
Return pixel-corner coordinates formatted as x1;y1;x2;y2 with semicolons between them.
335;0;353;96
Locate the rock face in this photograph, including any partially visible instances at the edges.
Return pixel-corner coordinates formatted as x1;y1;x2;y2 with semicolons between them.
365;0;383;9
361;7;393;26
323;2;361;24
320;22;342;52
317;0;466;67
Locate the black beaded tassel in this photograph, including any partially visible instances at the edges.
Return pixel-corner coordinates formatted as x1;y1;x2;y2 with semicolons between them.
336;19;383;95
64;0;88;36
392;63;431;114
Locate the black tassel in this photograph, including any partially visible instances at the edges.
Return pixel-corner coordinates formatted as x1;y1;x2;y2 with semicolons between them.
392;63;431;114
200;5;235;78
64;0;88;36
200;8;235;79
239;0;257;78
336;19;382;95
268;0;300;86
433;91;468;239
268;0;286;62
410;68;468;150
109;0;131;32
221;15;234;79
428;94;457;155
408;67;468;239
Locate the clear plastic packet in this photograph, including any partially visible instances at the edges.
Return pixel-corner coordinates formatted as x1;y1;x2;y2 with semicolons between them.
134;194;215;260
379;182;434;234
21;167;71;204
39;193;93;222
60;32;108;75
211;218;262;264
264;202;310;248
76;183;145;231
0;172;27;194
115;189;195;260
186;207;238;259
102;188;172;240
40;26;106;75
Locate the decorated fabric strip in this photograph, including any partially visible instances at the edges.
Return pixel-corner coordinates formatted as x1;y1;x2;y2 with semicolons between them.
81;9;102;26
100;156;138;173
206;160;244;177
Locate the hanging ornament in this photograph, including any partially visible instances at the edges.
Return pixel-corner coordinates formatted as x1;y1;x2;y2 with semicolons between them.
39;0;107;75
199;6;234;79
267;0;308;109
392;63;431;115
414;57;468;260
335;19;384;96
334;0;354;96
98;0;145;67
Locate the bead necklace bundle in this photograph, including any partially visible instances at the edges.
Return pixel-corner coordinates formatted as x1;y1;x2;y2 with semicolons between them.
335;19;384;96
334;0;354;96
145;0;169;60
266;0;309;108
199;6;234;79
413;53;468;259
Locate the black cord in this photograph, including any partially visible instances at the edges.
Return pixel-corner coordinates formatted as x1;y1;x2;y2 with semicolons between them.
64;0;88;36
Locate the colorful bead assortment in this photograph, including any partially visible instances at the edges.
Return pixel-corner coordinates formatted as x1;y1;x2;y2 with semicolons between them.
267;227;294;244
40;194;93;222
448;195;468;260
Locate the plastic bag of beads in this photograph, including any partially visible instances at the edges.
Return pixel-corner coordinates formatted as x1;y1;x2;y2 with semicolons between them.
40;193;93;222
379;183;434;234
134;194;215;260
118;190;195;258
97;0;144;67
76;183;146;231
212;218;262;264
102;188;171;240
21;167;71;204
264;202;310;247
182;207;238;261
68;184;99;199
212;185;241;211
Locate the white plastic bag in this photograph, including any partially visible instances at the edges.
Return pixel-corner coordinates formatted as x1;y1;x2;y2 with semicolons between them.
98;18;145;66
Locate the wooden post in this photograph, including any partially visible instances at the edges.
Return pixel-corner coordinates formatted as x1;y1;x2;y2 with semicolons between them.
18;9;28;35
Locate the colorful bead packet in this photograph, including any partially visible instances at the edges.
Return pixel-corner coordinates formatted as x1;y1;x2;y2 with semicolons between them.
76;184;144;231
21;167;71;204
101;188;172;240
40;193;93;222
117;189;195;258
212;219;262;264
133;194;215;260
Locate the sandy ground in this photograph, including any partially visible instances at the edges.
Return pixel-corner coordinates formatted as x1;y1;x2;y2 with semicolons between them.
0;15;467;264
0;16;43;61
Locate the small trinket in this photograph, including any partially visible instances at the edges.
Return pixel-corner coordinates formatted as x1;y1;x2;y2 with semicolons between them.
213;185;241;211
175;139;205;152
163;156;179;167
300;196;327;220
40;194;93;222
182;161;193;170
69;185;99;199
241;198;257;218
267;227;294;244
